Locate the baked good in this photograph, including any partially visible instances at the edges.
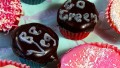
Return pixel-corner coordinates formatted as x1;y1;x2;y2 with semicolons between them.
57;0;98;40
11;23;59;68
0;0;23;32
106;0;120;34
60;42;120;68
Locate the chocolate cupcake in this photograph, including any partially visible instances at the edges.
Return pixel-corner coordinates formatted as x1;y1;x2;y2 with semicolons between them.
11;23;59;68
57;0;98;40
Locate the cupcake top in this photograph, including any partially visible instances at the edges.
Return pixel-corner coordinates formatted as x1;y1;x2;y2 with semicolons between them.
106;0;120;33
57;0;98;33
0;0;22;32
11;23;59;64
60;43;120;68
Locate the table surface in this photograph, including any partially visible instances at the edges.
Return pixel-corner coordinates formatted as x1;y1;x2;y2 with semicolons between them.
1;0;120;68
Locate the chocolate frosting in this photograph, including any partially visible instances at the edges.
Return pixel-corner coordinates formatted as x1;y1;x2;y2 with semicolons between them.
57;0;99;33
11;23;59;64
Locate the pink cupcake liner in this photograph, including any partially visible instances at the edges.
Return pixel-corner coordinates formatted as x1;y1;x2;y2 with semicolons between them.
89;42;120;53
59;27;90;40
0;60;30;68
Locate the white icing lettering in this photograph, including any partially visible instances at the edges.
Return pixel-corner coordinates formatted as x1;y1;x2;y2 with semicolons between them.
83;13;90;22
64;0;74;10
45;33;56;46
27;50;45;56
68;13;75;21
44;33;51;41
19;32;45;56
29;26;41;35
19;32;34;44
59;9;98;23
40;33;56;47
59;9;68;21
40;40;50;47
91;13;98;23
76;1;85;9
19;31;57;57
74;13;82;22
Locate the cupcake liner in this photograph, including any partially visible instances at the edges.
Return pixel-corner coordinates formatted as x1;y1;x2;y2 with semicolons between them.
89;42;119;52
59;27;90;40
85;42;120;56
105;0;120;33
77;42;120;56
21;0;46;5
19;57;46;68
0;60;30;68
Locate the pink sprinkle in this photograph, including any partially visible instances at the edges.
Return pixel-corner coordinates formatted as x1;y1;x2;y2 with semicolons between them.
0;0;22;32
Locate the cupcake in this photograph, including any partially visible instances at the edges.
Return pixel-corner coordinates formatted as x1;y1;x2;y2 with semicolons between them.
60;42;120;68
11;23;59;68
106;0;120;34
20;0;46;5
0;0;23;32
57;0;98;40
0;60;30;68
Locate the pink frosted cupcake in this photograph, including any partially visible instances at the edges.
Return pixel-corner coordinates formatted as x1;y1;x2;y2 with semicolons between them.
106;0;120;34
0;0;23;32
0;60;30;68
60;42;120;68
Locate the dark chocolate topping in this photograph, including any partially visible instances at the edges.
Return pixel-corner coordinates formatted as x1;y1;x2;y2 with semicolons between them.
11;23;59;64
57;0;99;33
